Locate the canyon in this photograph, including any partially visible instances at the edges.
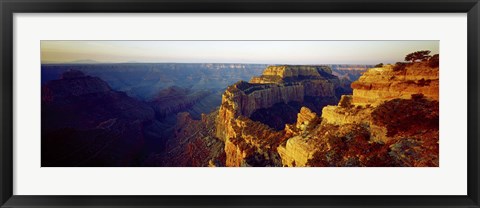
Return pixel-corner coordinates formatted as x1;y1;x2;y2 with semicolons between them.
41;62;437;167
212;62;438;167
215;65;341;166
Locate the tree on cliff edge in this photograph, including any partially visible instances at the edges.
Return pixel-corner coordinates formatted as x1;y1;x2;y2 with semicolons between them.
405;50;432;63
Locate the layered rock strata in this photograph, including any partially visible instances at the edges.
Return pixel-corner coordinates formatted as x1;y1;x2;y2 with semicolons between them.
351;63;439;106
278;62;439;167
216;65;339;166
278;107;321;167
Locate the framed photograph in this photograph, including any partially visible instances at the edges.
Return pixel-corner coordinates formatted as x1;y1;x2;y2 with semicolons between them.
1;0;479;207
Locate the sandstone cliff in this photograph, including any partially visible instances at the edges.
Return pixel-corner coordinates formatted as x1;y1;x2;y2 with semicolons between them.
278;61;439;167
351;63;439;106
216;65;340;166
278;107;321;166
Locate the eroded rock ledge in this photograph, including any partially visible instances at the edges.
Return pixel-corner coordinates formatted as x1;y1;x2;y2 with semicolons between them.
216;65;340;166
279;62;439;167
351;63;439;106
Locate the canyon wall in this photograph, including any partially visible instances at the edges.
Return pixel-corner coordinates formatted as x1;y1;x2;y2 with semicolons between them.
278;62;439;167
351;63;439;106
216;65;339;166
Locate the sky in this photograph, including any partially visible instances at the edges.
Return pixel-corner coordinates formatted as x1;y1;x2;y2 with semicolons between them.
41;41;439;65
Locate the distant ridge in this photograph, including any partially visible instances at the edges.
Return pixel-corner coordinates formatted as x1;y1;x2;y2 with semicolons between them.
42;59;104;64
67;59;102;64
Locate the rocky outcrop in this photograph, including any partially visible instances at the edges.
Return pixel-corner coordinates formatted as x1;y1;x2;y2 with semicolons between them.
321;99;373;126
295;107;321;131
351;63;439;106
277;107;321;167
224;117;284;167
249;65;334;83
278;61;439;167
277;135;317;167
216;65;339;166
322;62;438;137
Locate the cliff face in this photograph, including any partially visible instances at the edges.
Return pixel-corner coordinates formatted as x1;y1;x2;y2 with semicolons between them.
216;65;339;166
220;82;305;117
321;97;373;126
351;63;439;106
277;107;321;166
224;117;285;167
249;65;333;83
278;62;439;167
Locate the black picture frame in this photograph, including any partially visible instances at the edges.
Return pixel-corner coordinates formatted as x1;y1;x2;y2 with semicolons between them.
1;0;479;207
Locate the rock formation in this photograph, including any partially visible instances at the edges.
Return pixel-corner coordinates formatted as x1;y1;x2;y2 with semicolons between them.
351;63;439;106
216;65;340;166
278;61;439;167
277;107;321;167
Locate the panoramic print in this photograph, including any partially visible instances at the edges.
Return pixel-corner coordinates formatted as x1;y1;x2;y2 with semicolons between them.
41;41;439;167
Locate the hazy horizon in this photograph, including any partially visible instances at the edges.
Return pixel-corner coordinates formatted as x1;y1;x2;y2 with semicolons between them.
41;40;439;65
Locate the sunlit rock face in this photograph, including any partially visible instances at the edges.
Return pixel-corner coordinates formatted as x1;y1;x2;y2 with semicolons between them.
321;95;373;126
277;107;321;167
249;65;333;83
351;63;439;106
278;61;439;167
216;65;340;167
